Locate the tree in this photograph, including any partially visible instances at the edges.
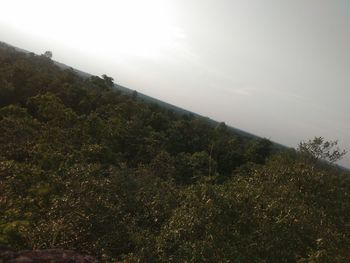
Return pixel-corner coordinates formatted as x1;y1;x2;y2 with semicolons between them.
43;51;52;59
298;137;347;163
132;90;138;100
102;74;114;88
245;138;272;164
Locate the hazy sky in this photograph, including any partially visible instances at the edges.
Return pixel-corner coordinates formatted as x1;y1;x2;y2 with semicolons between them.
1;0;349;167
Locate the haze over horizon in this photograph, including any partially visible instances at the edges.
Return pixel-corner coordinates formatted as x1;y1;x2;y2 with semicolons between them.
1;0;349;167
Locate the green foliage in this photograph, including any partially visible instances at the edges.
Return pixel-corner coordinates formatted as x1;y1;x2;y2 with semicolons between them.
0;42;349;262
298;136;347;163
245;138;273;164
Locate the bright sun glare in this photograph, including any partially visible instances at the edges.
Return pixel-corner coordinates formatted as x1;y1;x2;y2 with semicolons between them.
0;0;184;59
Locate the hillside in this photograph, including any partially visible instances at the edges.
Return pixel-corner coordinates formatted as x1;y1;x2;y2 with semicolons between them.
0;42;349;262
5;41;283;145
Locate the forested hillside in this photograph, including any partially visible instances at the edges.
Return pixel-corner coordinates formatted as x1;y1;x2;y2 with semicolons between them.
0;42;349;262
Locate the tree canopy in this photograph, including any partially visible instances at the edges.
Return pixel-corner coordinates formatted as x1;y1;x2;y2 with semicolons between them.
0;42;349;262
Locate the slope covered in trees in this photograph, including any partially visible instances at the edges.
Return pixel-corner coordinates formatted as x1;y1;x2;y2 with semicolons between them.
0;43;349;262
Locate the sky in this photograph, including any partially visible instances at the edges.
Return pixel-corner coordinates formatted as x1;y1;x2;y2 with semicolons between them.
0;0;349;167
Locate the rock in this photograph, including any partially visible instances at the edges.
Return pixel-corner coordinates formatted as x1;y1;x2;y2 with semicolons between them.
0;247;97;263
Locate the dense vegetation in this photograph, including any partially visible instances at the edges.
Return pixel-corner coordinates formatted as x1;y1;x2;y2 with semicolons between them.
0;42;349;262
